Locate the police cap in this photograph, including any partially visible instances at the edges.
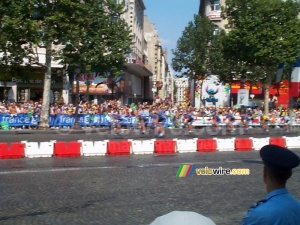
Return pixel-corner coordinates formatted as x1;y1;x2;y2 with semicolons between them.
260;145;300;174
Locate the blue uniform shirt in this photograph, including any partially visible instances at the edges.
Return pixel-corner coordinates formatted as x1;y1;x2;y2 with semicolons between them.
213;115;221;123
184;113;193;119
158;110;165;118
139;109;149;117
242;188;300;225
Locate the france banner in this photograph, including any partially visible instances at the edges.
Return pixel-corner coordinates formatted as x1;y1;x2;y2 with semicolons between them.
0;114;174;128
0;114;39;127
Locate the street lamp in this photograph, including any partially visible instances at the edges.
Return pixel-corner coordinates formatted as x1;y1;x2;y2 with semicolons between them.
240;74;246;89
73;67;81;130
134;93;137;105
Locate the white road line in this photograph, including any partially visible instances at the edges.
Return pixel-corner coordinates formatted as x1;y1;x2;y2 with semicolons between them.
0;159;261;175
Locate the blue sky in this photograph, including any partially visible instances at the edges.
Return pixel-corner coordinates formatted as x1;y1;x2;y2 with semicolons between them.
143;0;200;67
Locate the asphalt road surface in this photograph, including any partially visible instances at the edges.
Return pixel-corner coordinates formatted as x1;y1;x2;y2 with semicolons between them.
0;150;300;225
0;126;299;143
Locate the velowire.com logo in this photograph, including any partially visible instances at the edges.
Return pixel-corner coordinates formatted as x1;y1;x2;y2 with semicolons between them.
176;164;250;177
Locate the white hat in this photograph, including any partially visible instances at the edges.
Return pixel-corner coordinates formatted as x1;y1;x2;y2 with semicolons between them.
150;211;216;225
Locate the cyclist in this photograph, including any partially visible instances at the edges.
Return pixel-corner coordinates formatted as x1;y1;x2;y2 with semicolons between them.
107;112;122;134
282;115;291;133
183;111;194;134
226;113;235;132
153;109;165;137
138;106;149;134
261;114;270;132
212;114;221;132
241;111;251;131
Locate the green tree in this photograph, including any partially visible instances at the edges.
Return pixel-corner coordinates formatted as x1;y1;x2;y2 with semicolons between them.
205;30;238;83
172;15;215;78
222;0;300;115
58;0;131;101
59;0;131;77
0;0;131;128
172;15;235;106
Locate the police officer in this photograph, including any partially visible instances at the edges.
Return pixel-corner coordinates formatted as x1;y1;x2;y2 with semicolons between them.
242;145;300;225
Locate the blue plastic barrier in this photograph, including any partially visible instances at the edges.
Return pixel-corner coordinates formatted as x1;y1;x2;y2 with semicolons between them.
0;114;174;128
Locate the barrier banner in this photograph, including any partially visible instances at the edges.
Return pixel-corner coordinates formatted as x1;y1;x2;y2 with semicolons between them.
0;114;174;127
0;114;39;127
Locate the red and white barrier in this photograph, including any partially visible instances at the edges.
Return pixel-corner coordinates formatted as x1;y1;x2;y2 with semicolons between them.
216;138;235;151
284;136;300;149
197;139;217;152
235;138;253;151
269;137;286;147
131;139;155;154
107;140;131;156
80;140;108;156
251;137;270;151
23;141;54;158
154;140;176;154
0;142;25;159
54;142;81;157
176;138;197;153
0;136;299;159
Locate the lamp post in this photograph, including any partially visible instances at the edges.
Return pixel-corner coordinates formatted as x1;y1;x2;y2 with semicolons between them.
54;91;60;103
73;67;81;130
240;74;246;89
134;93;137;105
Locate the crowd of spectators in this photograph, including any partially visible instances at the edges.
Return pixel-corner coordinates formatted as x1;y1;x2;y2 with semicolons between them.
1;98;300;132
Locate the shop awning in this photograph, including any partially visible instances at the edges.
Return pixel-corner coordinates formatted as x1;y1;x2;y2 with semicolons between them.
124;63;153;78
231;81;262;95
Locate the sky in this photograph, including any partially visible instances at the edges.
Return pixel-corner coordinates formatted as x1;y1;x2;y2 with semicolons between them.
143;0;200;70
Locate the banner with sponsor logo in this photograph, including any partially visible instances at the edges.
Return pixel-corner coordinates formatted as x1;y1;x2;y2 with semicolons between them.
198;75;230;107
0;114;174;127
237;89;249;106
0;114;39;127
73;73;125;95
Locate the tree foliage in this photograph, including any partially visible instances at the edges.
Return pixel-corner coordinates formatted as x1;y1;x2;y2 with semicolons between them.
0;0;132;128
58;0;132;76
222;0;300;73
171;15;216;78
222;0;300;114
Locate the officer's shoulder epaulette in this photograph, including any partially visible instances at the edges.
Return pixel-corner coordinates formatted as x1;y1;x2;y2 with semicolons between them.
251;199;267;209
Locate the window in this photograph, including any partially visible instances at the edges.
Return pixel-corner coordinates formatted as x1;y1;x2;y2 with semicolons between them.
210;1;220;11
213;25;220;35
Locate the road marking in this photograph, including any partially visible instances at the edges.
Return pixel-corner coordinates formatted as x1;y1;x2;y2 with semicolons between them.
0;159;262;175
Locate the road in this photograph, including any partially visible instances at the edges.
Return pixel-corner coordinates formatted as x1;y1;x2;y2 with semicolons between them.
0;150;300;225
0;126;299;143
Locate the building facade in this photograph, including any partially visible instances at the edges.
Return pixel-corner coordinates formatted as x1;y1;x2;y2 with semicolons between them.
144;15;171;101
109;0;153;104
175;78;189;104
199;0;228;34
143;15;160;100
0;47;65;104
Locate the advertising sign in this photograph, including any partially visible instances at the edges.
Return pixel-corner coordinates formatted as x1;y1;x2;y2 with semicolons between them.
195;75;230;108
73;73;125;95
237;89;249;106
